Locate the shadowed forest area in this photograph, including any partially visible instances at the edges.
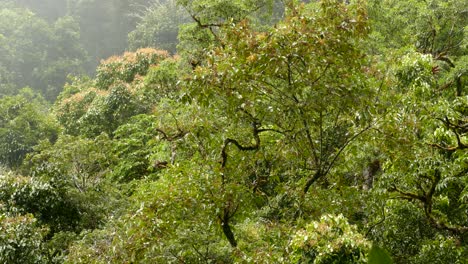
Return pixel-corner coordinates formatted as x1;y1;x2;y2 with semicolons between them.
0;0;467;263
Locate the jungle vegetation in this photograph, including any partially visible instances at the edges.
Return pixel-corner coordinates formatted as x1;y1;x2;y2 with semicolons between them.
0;0;467;263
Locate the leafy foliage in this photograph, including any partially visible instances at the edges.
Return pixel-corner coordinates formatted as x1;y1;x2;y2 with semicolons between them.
55;49;175;137
1;0;467;263
188;0;373;195
0;172;80;234
290;214;370;263
0;212;47;264
95;48;169;90
0;4;87;100
129;0;191;53
0;89;59;168
368;245;393;264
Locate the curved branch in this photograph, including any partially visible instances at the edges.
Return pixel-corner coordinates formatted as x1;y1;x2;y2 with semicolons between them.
156;128;187;141
221;120;261;168
391;170;468;236
429;116;468;151
435;55;455;68
365;204;386;237
303;124;373;194
218;117;263;248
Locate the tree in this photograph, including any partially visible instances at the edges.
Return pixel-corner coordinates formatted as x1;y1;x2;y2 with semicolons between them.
128;0;191;54
173;0;376;249
188;0;373;194
0;170;80;235
54;48;172;137
0;5;51;93
67;0;150;70
0;212;48;264
289;214;370;263
0;89;59;168
0;4;87;100
176;0;281;66
362;0;468;261
23;133;126;235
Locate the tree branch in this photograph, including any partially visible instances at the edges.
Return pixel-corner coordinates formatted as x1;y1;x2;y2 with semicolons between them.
156;128;187;141
435;54;455;68
391;170;468;236
221;120;261;168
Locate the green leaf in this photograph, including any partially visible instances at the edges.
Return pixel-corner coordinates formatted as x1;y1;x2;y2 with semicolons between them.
368;244;393;264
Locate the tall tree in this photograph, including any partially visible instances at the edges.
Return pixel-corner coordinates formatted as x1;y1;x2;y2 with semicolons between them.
0;89;58;168
0;4;87;100
128;0;191;53
183;0;375;247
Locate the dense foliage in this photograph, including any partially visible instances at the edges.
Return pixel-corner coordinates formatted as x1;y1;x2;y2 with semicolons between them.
0;0;466;263
0;89;59;168
0;3;87;100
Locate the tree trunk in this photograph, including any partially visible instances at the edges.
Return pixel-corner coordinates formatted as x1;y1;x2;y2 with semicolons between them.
304;170;323;194
222;221;237;247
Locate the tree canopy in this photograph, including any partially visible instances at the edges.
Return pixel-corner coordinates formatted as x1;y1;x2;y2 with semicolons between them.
0;0;466;263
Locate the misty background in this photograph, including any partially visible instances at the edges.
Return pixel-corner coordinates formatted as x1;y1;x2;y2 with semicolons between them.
0;0;197;100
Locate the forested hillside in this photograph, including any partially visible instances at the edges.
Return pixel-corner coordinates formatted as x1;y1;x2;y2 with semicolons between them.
0;0;466;263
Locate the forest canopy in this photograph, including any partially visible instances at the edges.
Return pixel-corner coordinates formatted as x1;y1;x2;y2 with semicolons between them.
0;0;467;263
